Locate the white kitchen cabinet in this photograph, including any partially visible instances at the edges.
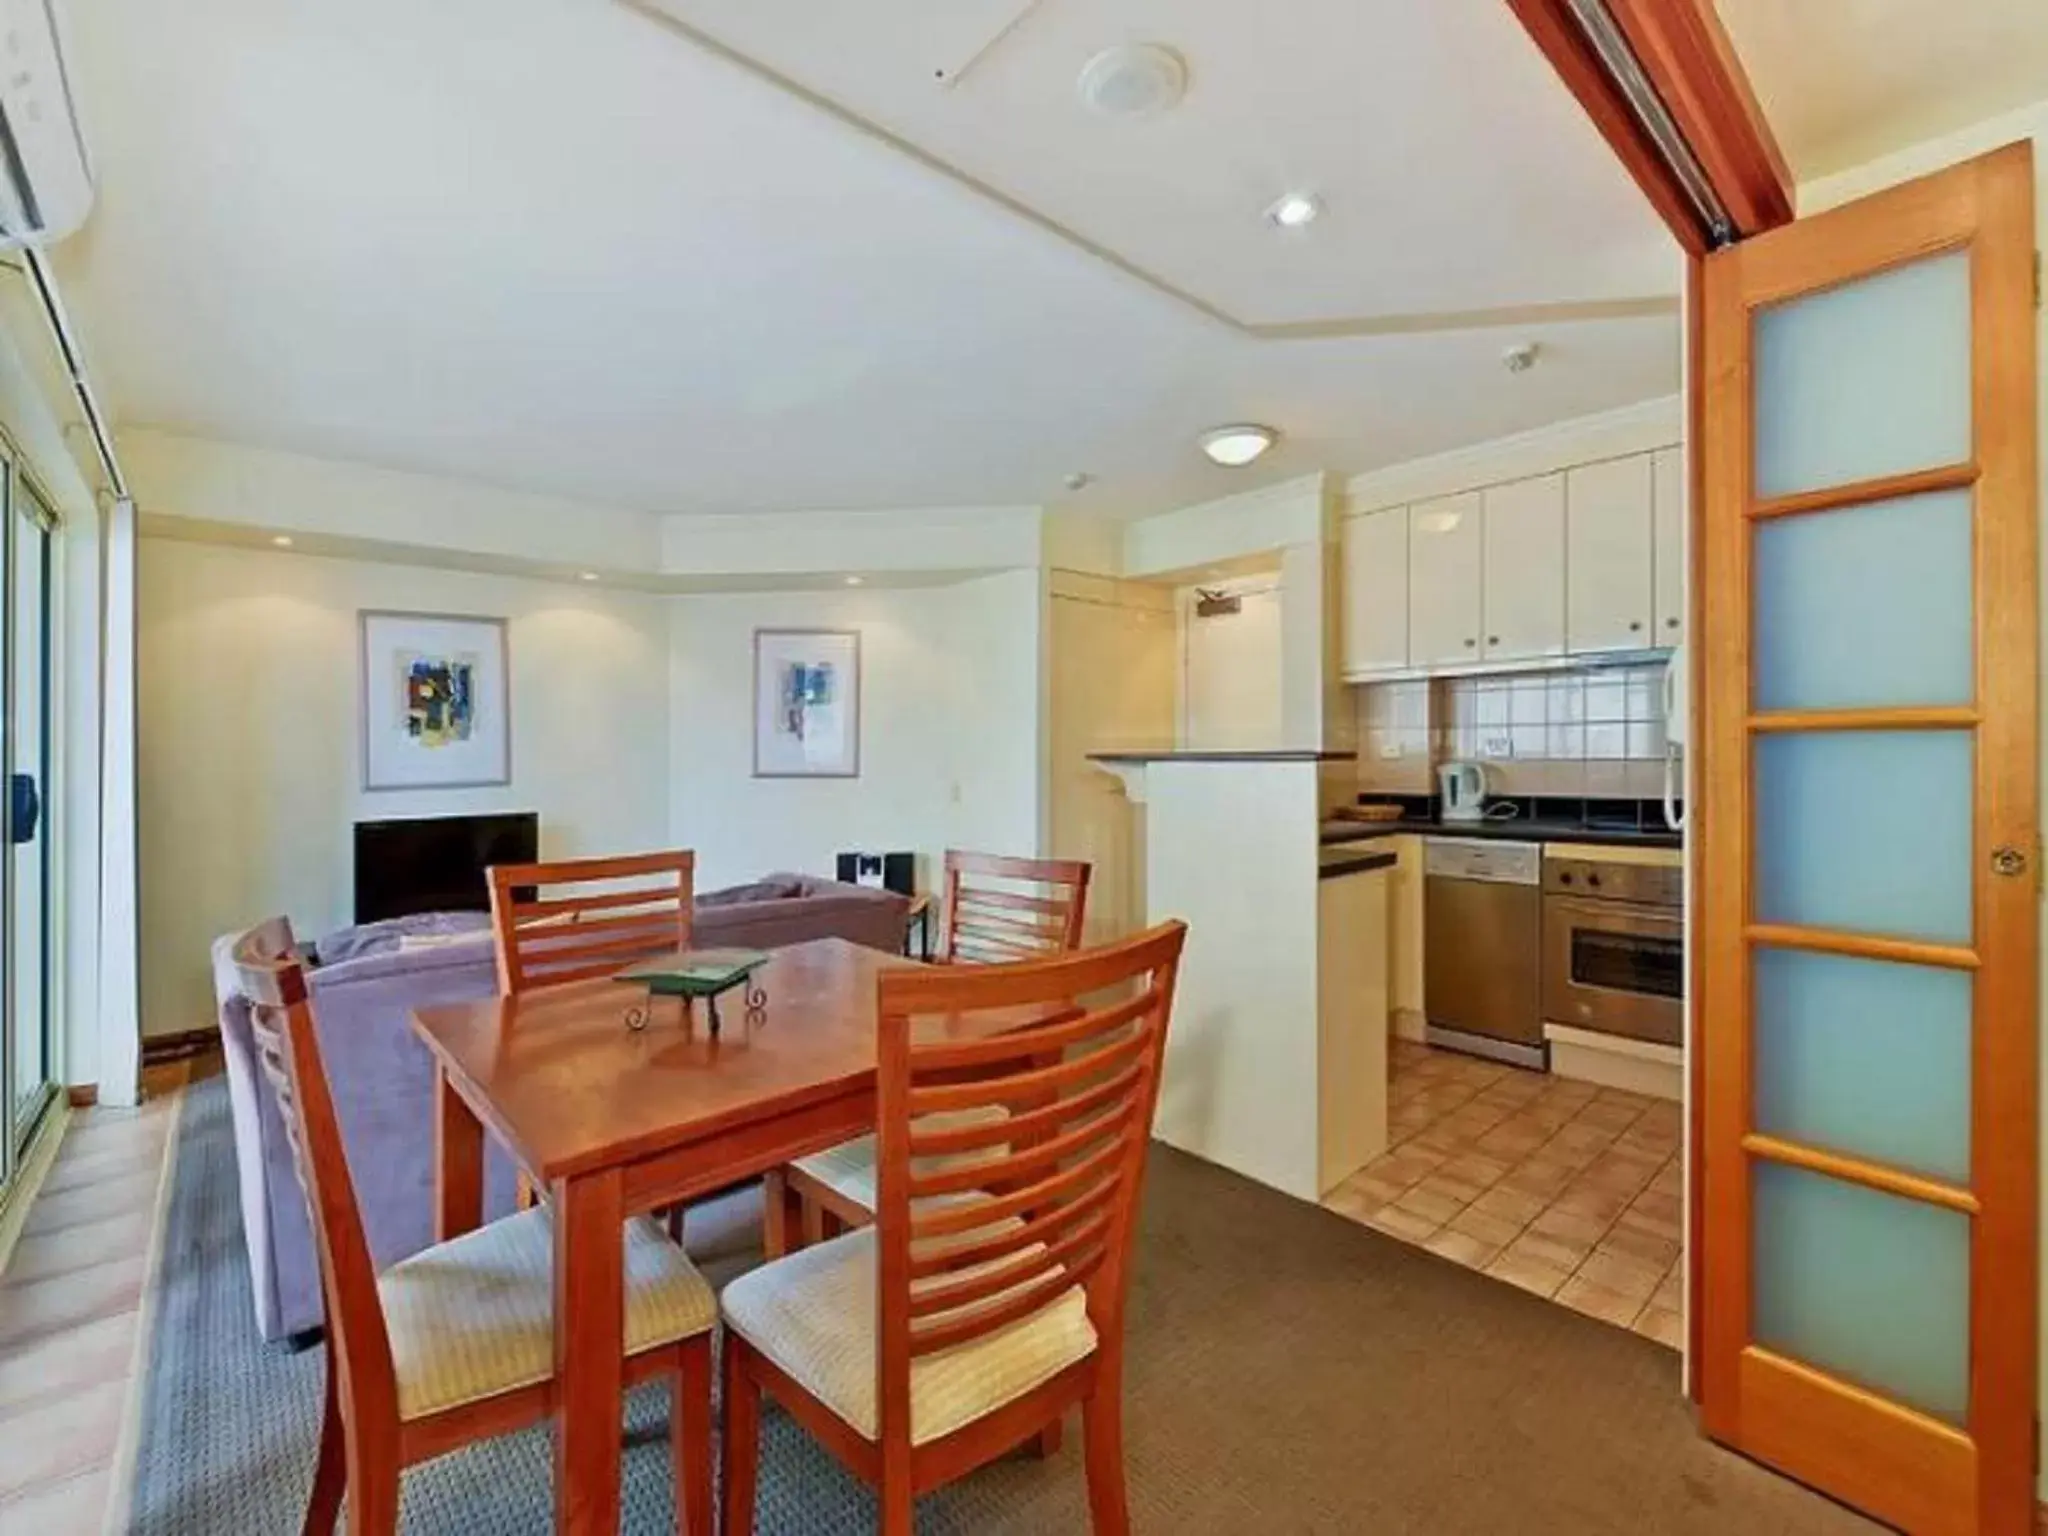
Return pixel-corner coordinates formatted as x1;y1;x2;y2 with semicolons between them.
1480;473;1566;663
1407;492;1483;667
1652;446;1685;646
1341;507;1410;677
1566;455;1655;652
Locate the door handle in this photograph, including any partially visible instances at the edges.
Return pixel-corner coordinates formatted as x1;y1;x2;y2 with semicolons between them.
1991;843;2028;879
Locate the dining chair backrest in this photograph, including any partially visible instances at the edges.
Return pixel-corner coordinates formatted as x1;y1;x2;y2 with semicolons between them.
870;919;1186;1446
487;850;695;995
936;850;1091;965
232;921;402;1428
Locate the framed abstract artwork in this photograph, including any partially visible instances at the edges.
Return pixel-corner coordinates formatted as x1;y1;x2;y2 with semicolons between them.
360;610;511;790
753;628;860;778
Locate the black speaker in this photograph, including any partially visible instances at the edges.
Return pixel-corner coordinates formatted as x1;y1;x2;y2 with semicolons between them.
836;850;916;896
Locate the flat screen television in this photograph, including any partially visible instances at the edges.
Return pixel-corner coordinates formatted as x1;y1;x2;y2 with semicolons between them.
353;811;538;924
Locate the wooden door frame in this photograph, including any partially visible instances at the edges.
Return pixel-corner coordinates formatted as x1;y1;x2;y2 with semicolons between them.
1697;142;2039;1536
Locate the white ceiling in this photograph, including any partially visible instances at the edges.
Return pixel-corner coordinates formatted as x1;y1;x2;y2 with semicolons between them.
53;0;1681;521
1718;0;2048;180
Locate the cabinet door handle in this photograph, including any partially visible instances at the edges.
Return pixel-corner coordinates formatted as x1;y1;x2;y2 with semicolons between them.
1629;620;1644;632
1665;617;1680;629
1463;638;1477;648
1487;635;1499;646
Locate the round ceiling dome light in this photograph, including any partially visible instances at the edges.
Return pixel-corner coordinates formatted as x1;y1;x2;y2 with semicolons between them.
1199;424;1278;468
1078;44;1188;119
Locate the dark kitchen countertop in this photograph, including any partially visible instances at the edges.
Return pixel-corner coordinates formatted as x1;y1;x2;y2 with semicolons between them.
1319;816;1682;851
1317;845;1399;880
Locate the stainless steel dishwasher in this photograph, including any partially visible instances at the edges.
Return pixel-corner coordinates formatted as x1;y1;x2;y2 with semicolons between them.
1423;837;1546;1070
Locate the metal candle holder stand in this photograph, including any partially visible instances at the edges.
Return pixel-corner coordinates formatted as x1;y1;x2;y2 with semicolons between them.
623;973;769;1036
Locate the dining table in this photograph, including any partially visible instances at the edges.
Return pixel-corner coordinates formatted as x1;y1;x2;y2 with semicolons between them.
410;934;1070;1534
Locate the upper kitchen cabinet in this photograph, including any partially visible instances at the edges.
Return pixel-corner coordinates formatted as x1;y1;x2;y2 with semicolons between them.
1342;505;1410;676
1480;473;1566;663
1566;455;1655;653
1652;446;1685;645
1407;492;1483;667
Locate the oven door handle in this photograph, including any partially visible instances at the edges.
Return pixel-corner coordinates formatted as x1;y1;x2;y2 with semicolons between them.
1544;895;1682;937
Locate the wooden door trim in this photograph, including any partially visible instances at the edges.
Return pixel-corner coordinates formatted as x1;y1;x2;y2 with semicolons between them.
1603;0;1793;236
1506;0;1792;255
1698;141;2040;1531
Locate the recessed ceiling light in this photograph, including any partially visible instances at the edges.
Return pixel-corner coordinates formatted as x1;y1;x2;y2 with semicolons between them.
844;575;864;586
1267;192;1321;230
1199;424;1278;468
578;570;599;582
271;534;294;548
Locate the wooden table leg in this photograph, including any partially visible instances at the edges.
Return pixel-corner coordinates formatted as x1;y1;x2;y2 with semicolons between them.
434;1066;484;1241
555;1167;625;1536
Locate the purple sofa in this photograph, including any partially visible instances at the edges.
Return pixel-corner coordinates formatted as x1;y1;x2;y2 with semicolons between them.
214;874;908;1342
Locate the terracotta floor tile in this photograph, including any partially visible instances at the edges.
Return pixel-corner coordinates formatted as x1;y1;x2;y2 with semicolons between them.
1572;1249;1665;1304
1598;1223;1681;1272
1650;1266;1684;1312
1503;1230;1590;1273
1486;1249;1571;1299
1438;1152;1511;1188
1634;1306;1684;1349
1553;1184;1632;1223
1555;1275;1646;1329
1423;1228;1503;1269
1393;1185;1468;1226
1447;1206;1527;1248
1470;1185;1546;1225
1322;1184;1380;1221
1366;1205;1443;1243
1527;1206;1614;1249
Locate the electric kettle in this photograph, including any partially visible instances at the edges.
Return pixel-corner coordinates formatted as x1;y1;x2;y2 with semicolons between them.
1437;761;1487;822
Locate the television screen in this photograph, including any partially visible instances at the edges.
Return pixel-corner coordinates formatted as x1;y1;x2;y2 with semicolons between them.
353;812;538;924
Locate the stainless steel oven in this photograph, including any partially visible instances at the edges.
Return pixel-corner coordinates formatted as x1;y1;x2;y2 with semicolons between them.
1541;849;1683;1048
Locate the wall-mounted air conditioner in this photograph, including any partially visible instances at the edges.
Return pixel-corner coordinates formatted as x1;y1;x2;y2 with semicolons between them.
0;0;91;250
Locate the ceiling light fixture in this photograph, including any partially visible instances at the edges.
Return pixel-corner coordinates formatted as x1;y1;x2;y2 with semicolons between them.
271;535;294;548
1266;192;1321;230
844;575;864;586
1077;44;1188;119
1199;424;1278;468
578;570;599;582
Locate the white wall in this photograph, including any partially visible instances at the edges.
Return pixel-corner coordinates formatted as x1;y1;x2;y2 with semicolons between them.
137;538;673;1038
667;569;1043;893
1794;93;2048;1498
1180;581;1284;749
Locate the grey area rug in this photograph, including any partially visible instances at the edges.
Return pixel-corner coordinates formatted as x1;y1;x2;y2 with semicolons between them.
126;1075;1879;1533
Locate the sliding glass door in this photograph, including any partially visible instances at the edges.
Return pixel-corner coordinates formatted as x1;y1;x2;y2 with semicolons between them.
0;458;55;1195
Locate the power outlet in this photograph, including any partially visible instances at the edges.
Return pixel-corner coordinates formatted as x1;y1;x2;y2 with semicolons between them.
1480;735;1514;759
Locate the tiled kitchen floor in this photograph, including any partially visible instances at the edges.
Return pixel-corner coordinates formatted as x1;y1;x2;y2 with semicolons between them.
1324;1040;1684;1349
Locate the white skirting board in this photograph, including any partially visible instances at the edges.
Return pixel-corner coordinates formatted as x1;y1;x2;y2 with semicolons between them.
1543;1022;1682;1101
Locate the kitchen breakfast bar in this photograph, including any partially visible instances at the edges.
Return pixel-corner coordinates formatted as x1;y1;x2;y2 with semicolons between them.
1088;749;1395;1202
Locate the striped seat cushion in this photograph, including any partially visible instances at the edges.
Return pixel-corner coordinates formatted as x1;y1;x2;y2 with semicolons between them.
793;1104;1012;1212
721;1224;1097;1445
379;1207;716;1421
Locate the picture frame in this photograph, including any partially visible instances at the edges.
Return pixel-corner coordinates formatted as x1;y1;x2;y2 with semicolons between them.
752;628;860;779
359;610;512;791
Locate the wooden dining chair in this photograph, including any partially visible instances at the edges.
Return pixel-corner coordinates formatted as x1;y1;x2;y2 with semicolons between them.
485;849;695;995
720;920;1186;1536
229;924;718;1535
488;850;697;1212
764;849;1094;1258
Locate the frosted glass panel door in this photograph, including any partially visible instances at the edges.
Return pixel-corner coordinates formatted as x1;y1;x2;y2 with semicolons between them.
1699;144;2038;1536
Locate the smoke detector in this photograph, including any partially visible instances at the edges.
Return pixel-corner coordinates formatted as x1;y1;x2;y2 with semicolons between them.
1502;342;1540;374
1078;45;1188;119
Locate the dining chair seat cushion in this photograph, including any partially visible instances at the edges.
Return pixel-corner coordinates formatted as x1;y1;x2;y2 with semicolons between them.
791;1104;1012;1212
379;1207;716;1421
721;1224;1097;1446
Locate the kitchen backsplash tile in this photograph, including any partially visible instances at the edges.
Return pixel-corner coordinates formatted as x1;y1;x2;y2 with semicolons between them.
1353;661;1672;796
